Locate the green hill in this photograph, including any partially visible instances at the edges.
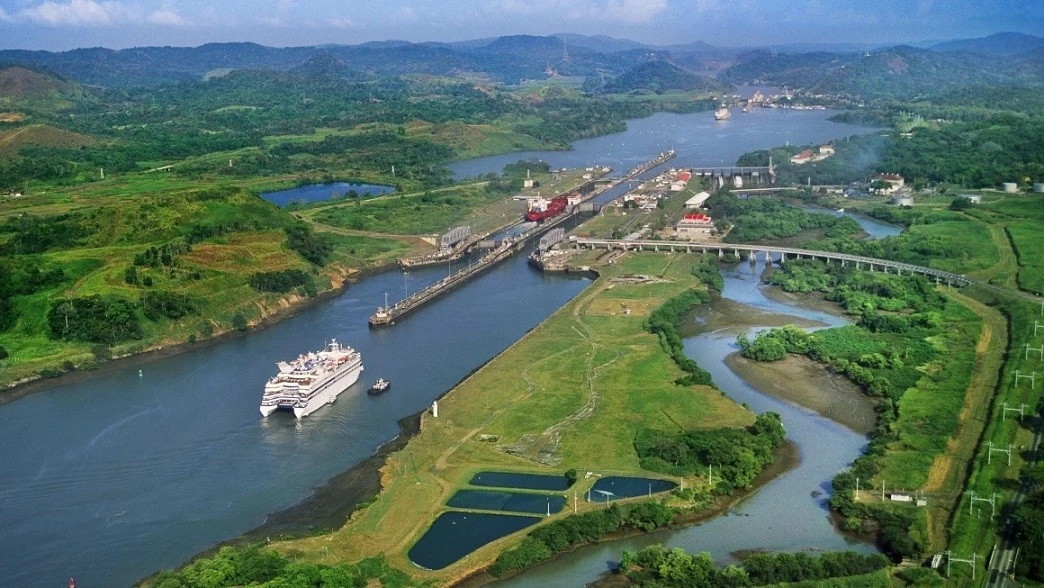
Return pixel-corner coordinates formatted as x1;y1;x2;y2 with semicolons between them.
603;61;725;94
721;46;1043;100
0;66;91;113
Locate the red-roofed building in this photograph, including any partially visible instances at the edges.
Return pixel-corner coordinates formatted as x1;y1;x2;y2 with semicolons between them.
676;212;715;239
873;173;905;193
677;170;693;182
790;149;815;165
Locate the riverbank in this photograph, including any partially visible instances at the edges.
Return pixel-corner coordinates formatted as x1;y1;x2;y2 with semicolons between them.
261;251;757;584
725;353;875;435
0;260;398;406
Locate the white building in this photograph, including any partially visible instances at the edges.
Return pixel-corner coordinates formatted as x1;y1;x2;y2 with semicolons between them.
685;191;711;209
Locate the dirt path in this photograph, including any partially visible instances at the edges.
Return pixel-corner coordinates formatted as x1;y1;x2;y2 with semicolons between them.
969;223;1018;290
922;288;1007;551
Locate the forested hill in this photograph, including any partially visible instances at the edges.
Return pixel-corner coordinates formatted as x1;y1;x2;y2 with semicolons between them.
0;32;1040;98
601;61;727;94
720;45;1044;99
0;36;645;88
0;66;93;112
931;32;1044;55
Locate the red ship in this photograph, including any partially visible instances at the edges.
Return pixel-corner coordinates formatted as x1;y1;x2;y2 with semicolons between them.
525;194;571;222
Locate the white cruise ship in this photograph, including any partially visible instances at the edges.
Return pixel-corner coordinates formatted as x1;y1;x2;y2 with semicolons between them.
260;340;363;418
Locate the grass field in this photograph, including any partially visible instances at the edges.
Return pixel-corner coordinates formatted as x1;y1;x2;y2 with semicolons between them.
271;252;753;583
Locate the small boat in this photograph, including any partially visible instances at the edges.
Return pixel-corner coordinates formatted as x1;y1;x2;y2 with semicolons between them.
368;378;390;395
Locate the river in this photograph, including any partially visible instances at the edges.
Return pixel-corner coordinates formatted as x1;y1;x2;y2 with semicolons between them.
497;258;878;587
0;107;879;587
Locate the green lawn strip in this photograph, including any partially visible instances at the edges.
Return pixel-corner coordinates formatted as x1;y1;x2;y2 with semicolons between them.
1007;221;1044;295
945;295;1044;581
269;253;753;581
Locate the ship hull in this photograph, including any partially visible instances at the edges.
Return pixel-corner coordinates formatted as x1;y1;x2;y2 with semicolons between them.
260;361;363;418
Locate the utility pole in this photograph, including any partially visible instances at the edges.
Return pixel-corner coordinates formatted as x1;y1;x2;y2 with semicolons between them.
1001;402;1029;421
946;551;978;580
987;441;1014;466
1015;370;1037;388
1026;343;1044;361
969;490;998;518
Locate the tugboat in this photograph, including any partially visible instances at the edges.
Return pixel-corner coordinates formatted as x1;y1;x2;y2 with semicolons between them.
368;378;390;396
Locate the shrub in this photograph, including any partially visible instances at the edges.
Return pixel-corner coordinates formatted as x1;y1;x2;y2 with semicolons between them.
248;269;313;293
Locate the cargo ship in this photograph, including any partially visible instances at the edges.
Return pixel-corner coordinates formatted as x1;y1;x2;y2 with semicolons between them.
260;339;363;418
526;194;570;222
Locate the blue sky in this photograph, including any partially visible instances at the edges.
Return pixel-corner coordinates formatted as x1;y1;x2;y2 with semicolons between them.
0;0;1040;50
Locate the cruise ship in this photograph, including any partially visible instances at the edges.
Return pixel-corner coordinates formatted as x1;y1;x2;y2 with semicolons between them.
260;340;363;418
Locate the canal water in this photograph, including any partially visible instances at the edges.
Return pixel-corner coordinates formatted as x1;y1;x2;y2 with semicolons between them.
260;181;394;207
448;108;866;180
497;258;877;587
0;108;877;587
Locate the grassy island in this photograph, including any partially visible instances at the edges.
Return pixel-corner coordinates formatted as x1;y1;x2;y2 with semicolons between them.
261;252;764;582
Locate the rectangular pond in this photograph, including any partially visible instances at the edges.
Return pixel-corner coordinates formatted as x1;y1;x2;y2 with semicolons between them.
587;476;677;502
408;511;541;570
469;471;573;491
447;490;566;515
260;182;394;207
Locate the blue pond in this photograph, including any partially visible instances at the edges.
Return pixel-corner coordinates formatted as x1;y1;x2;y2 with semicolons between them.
447;490;566;515
469;471;572;491
408;512;540;570
260;182;394;207
587;476;677;502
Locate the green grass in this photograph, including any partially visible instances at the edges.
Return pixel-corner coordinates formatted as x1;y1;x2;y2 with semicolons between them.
269;252;752;582
312;184;508;235
1007;221;1044;294
877;301;981;490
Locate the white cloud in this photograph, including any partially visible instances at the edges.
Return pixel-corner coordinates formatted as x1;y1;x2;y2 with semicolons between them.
17;0;153;26
0;7;12;22
256;16;288;27
606;0;666;23
21;0;115;26
392;7;418;22
326;17;356;29
147;9;190;27
484;0;666;24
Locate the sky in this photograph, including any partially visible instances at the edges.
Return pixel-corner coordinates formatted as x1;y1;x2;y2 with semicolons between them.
0;0;1040;51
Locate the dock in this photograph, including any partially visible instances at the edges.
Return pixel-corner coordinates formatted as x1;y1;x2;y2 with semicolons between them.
368;150;676;327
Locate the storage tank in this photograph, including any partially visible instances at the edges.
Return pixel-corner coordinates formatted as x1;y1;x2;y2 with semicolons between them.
1002;182;1018;193
1033;183;1044;193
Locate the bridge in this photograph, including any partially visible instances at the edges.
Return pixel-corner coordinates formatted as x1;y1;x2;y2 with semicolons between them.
573;238;974;287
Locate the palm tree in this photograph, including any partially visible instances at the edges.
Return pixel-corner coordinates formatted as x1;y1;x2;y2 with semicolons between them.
56;301;76;336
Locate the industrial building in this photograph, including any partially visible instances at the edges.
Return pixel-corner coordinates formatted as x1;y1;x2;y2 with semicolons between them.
675;212;715;239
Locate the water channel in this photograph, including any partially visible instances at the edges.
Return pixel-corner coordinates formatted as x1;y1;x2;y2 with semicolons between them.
0;107;883;587
497;257;879;587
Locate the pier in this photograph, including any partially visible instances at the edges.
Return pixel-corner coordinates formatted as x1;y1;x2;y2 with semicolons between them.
369;151;676;327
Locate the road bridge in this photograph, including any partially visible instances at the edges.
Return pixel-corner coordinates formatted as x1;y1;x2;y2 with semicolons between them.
573;238;974;287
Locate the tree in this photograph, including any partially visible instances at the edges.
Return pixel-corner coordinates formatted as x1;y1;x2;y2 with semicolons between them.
0;345;8;360
232;313;248;331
